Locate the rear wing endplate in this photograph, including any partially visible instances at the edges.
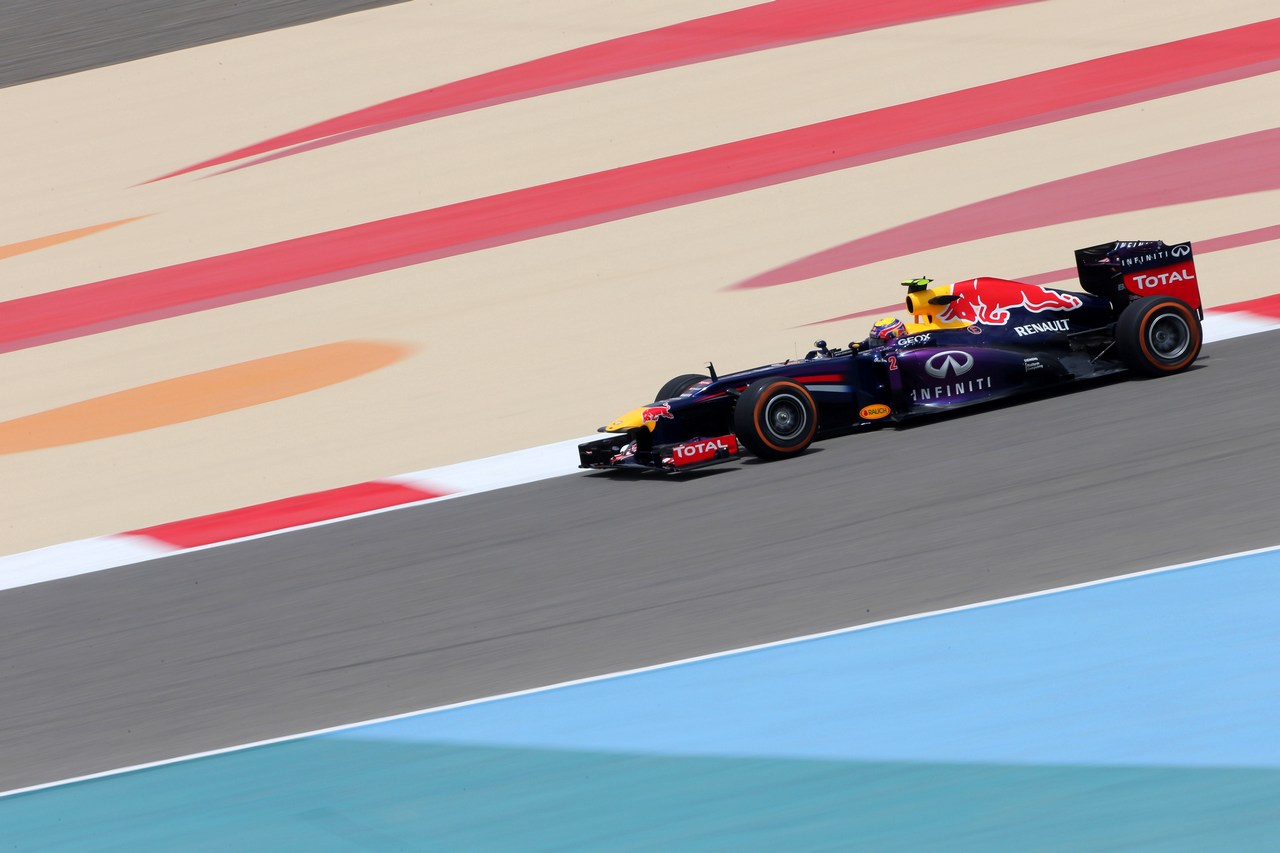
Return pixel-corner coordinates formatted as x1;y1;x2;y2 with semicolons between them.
1074;240;1201;315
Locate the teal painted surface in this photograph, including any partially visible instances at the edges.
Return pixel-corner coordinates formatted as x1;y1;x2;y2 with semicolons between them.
5;740;1280;851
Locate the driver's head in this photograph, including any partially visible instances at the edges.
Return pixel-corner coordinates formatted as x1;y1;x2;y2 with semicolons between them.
869;316;907;346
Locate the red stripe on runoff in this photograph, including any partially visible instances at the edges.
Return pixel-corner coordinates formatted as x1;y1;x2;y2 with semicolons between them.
738;127;1280;290
1217;292;1280;320
4;21;1279;354
155;0;1038;180
126;481;448;549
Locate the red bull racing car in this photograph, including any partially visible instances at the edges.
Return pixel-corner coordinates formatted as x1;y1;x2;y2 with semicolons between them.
579;240;1203;473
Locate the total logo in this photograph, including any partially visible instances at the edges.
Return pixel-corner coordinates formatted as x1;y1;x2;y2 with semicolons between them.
1130;266;1195;291
670;435;739;467
673;438;731;458
924;350;974;379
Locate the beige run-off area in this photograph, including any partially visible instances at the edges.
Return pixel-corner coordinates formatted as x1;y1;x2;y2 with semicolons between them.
1;0;1277;553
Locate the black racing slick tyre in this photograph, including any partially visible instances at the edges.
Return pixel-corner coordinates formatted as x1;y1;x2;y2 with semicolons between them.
1116;296;1202;376
655;373;709;401
733;378;817;460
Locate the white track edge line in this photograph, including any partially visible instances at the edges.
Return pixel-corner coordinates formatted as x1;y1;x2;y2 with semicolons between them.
0;436;601;591
4;540;1278;799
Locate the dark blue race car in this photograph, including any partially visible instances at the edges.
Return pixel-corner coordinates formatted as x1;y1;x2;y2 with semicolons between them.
579;240;1204;472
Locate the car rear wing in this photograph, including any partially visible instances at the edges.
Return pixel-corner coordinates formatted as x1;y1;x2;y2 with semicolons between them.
1074;240;1201;316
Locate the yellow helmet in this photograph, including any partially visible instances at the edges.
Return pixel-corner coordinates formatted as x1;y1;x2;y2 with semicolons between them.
869;316;907;345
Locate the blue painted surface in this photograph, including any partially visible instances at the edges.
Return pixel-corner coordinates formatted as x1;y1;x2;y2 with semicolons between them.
4;548;1280;849
332;549;1280;769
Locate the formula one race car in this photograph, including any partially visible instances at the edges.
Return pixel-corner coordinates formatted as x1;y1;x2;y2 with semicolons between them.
580;240;1203;473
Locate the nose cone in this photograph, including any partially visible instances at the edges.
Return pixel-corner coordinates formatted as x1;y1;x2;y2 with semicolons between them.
604;401;674;432
603;406;652;433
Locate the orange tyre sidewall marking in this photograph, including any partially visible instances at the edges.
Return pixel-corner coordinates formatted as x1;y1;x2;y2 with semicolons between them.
752;381;817;454
1138;302;1199;372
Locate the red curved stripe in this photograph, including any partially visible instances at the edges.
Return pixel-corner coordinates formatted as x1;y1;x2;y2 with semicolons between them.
735;127;1280;290
1220;292;1280;320
153;0;1039;181
5;22;1280;354
127;481;447;549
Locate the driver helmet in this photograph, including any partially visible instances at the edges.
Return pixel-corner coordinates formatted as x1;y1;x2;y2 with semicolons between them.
869;316;907;347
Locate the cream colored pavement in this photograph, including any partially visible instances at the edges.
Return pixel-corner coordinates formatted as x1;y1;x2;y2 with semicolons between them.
1;0;1277;553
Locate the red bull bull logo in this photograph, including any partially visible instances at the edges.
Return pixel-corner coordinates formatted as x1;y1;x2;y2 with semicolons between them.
938;278;1083;326
641;402;674;423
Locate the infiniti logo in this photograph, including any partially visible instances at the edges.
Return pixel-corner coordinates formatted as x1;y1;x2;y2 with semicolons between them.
1171;244;1191;257
924;350;974;378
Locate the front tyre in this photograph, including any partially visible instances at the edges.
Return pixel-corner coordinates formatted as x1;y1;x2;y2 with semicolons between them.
655;373;709;401
733;378;817;460
1116;296;1202;376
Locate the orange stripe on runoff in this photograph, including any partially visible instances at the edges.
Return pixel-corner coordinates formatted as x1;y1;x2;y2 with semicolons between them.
0;340;410;454
0;217;144;261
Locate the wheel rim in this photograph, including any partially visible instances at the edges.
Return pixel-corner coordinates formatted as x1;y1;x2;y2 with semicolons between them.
764;393;807;440
1148;312;1191;361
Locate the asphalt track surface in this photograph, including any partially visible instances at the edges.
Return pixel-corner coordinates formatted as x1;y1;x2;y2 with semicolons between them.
0;0;406;88
3;333;1278;791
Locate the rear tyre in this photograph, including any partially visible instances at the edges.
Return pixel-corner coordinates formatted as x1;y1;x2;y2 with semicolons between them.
733;378;817;460
1115;296;1202;376
655;373;709;401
